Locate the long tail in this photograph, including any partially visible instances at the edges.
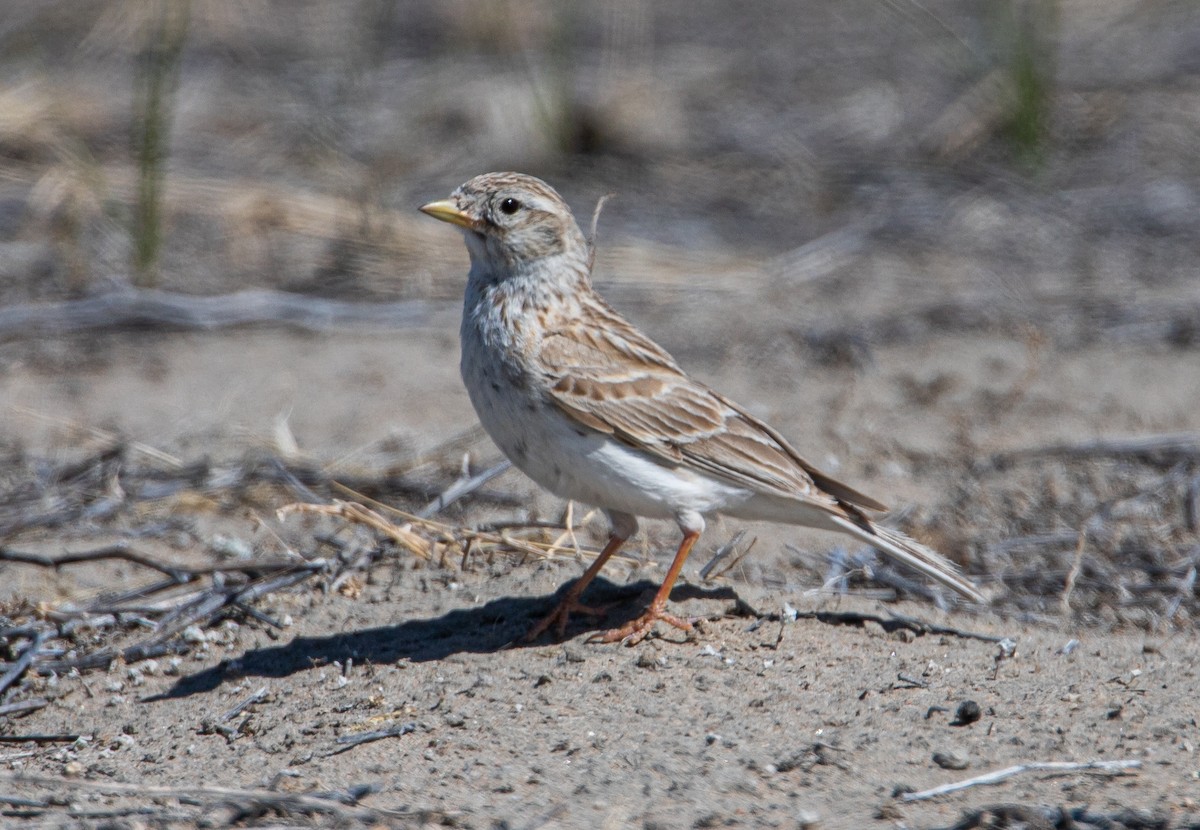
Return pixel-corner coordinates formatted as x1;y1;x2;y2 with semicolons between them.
826;515;985;603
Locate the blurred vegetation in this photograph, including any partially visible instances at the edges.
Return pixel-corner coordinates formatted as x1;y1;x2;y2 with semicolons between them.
131;0;190;287
998;0;1059;168
0;0;1195;302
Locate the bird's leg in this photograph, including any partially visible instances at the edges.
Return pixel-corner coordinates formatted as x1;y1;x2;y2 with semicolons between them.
524;533;627;641
590;530;700;646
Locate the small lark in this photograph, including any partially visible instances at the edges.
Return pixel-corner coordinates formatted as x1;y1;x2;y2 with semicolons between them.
421;172;983;645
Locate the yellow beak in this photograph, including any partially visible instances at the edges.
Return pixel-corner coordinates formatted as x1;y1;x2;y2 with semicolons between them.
419;199;478;231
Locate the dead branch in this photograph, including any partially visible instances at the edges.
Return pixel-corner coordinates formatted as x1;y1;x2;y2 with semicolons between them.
988;433;1200;467
813;609;1010;644
325;721;417;756
0;631;48;698
419;458;513;518
900;759;1142;802
35;639;189;675
220;685;268;722
0;543;306;583
0;733;80;744
0;698;48;717
0;287;432;339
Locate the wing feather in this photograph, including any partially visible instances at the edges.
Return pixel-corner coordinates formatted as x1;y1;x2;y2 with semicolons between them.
537;298;885;510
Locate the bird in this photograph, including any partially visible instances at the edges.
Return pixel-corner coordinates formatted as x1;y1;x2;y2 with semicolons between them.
420;172;983;645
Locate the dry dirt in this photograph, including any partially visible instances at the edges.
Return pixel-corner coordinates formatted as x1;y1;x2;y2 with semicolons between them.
2;2;1200;828
1;304;1197;829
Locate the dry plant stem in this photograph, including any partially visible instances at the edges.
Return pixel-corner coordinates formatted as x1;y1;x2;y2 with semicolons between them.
278;500;433;560
325;484;637;567
1060;527;1087;615
900;759;1142;802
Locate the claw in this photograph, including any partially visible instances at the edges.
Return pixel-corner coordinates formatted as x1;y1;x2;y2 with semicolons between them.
588;606;694;646
524;596;610;642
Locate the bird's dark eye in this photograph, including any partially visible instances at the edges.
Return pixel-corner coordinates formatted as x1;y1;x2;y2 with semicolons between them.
499;197;521;215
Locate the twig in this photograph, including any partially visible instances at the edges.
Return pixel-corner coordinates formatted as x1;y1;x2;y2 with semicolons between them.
989;433;1200;467
0;734;80;744
543;503;600;562
0;544;306;583
900;759;1142;802
0;632;48;699
35;639;189;675
220;685;268;722
0;774;428;821
826;609;1009;644
0;544;197;582
0;287;431;337
325;721;417;756
419;458;512;518
699;531;755;581
0;699;48;717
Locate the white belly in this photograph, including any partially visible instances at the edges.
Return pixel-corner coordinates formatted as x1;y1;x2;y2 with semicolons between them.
461;337;752;520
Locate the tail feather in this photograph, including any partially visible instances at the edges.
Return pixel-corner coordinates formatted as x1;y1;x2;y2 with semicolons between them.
826;515;985;603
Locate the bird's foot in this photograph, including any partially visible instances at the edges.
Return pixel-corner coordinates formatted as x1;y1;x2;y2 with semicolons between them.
524;595;610;642
588;605;694;646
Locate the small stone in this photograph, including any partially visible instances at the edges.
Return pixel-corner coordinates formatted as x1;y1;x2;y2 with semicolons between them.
64;760;85;776
951;700;982;726
932;750;970;770
796;808;821;829
443;712;466;728
636;652;665;670
561;646;585;663
182;625;208;644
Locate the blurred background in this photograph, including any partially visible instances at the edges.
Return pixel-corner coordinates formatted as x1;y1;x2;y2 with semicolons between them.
1;0;1196;305
1;0;1199;623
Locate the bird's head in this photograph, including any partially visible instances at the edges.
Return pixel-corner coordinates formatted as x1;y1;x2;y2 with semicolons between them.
420;172;589;283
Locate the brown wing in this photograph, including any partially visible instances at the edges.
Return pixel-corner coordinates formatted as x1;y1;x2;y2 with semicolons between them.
537;297;887;511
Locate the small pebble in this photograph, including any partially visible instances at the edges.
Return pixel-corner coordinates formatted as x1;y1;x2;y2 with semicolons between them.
932;750;970;770
561;646;585;663
796;809;821;829
182;625;208;644
636;652;666;669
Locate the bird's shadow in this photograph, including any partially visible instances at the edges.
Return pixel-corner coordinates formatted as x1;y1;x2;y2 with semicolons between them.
148;578;738;701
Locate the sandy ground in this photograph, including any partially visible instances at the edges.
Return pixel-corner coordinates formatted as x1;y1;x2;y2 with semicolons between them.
1;304;1198;828
2;2;1200;828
